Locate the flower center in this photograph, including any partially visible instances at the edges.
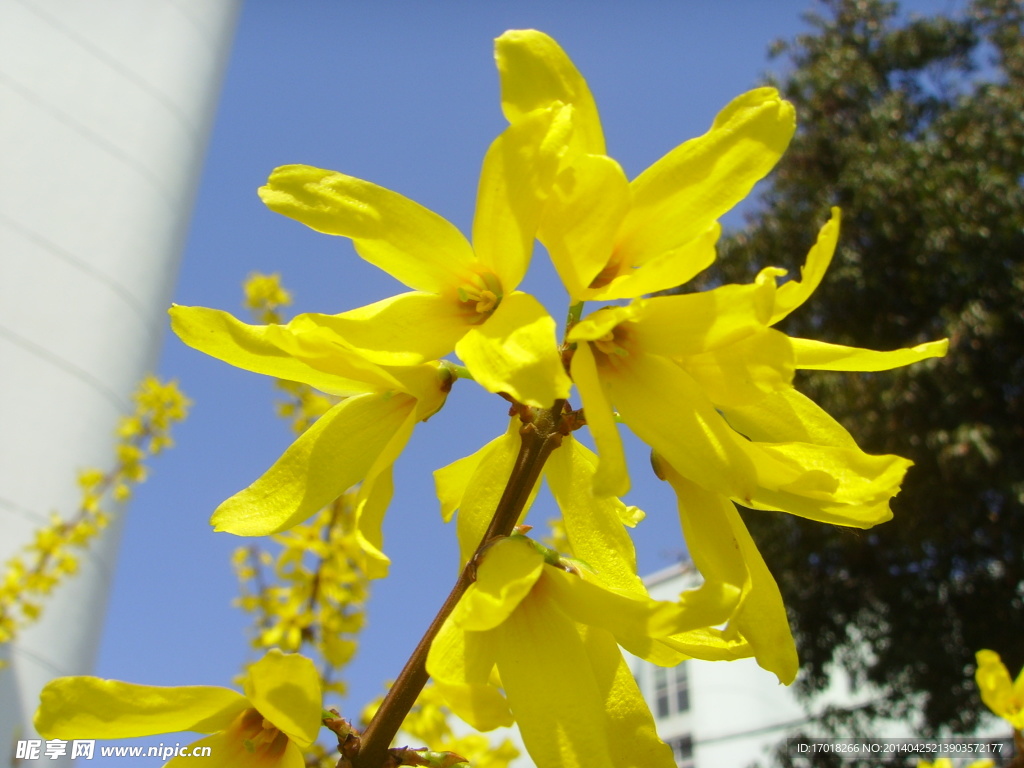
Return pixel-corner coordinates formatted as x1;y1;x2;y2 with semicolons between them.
590;323;632;367
457;271;504;324
232;707;290;762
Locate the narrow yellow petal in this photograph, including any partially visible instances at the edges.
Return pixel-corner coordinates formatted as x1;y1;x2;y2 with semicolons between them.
495;29;605;154
455;292;570;408
211;394;415;536
544;438;644;595
492;597;615;768
593;222;719;301
792;337;949;371
170;306;397;396
569;342;630;497
664;466;798;683
539;153;631;301
353;463;394;580
35;678;246;739
578;626;679;768
769;208;840;324
744;441;912;527
259;165;478;294
629;279;776;357
723;388;859;449
618;88;795;270
975;649;1024;727
243;650;322;747
566;303;638;343
450;422;524;564
474;104;573;292
543;567;739;661
427;617;512;730
434;440;491;524
453;536;544;632
656;627;753;662
610;352;758;500
305;293;468;365
680;327;794;408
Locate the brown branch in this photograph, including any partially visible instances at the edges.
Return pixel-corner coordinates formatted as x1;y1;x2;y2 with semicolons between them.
350;402;568;768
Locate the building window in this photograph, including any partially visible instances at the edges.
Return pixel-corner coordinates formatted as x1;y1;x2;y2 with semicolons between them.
666;734;694;768
653;663;689;718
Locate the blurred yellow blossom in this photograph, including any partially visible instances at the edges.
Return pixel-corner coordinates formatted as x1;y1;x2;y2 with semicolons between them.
36;649;322;768
976;649;1024;729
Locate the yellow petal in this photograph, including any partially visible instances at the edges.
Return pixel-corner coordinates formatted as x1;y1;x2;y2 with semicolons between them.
594;222;719;301
792;337;949;371
453;536;545;632
768;208;840;324
427;617;512;730
474;104;573;292
450;422;525;564
539;153;631;301
211;393;415;536
744;442;912;528
567;303;638;343
493;596;677;768
353;463;395;580
544;438;644;595
495;29;605;154
618;88;795;271
664;465;797;684
577;625;679;768
723;388;859;449
243;650;322;747
975;649;1024;728
434;441;492;525
165;715;305;768
170;306;399;396
35;678;246;739
492;596;616;768
304;292;468;365
610;352;758;500
656;627;753;662
680;327;794;408
455;292;570;408
258;165;478;293
628;279;776;357
569;342;629;497
543;567;739;662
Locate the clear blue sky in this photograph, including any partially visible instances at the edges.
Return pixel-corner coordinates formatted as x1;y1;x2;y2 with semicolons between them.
91;0;963;755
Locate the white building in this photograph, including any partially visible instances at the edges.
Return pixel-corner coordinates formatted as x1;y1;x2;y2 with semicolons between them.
0;1;240;759
631;562;1013;768
632;562;853;768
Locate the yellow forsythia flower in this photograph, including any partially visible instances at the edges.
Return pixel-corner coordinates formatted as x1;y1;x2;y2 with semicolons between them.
497;30;795;305
485;30;948;687
35;650;321;767
256;99;575;409
976;649;1024;729
427;535;739;768
244;272;293;323
170;306;449;543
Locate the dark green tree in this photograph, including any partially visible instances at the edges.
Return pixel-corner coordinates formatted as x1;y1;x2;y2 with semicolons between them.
709;0;1024;737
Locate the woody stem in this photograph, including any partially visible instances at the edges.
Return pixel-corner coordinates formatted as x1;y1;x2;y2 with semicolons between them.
350;402;567;768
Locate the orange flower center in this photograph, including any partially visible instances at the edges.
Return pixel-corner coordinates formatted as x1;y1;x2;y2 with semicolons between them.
590;323;632;368
457;271;504;324
231;707;290;763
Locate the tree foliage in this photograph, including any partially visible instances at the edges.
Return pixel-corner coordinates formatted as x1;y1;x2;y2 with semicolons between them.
710;0;1024;734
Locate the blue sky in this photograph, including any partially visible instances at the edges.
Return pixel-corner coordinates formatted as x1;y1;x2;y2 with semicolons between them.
91;0;963;751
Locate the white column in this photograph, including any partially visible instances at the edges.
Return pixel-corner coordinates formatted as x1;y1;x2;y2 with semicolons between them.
0;0;241;757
